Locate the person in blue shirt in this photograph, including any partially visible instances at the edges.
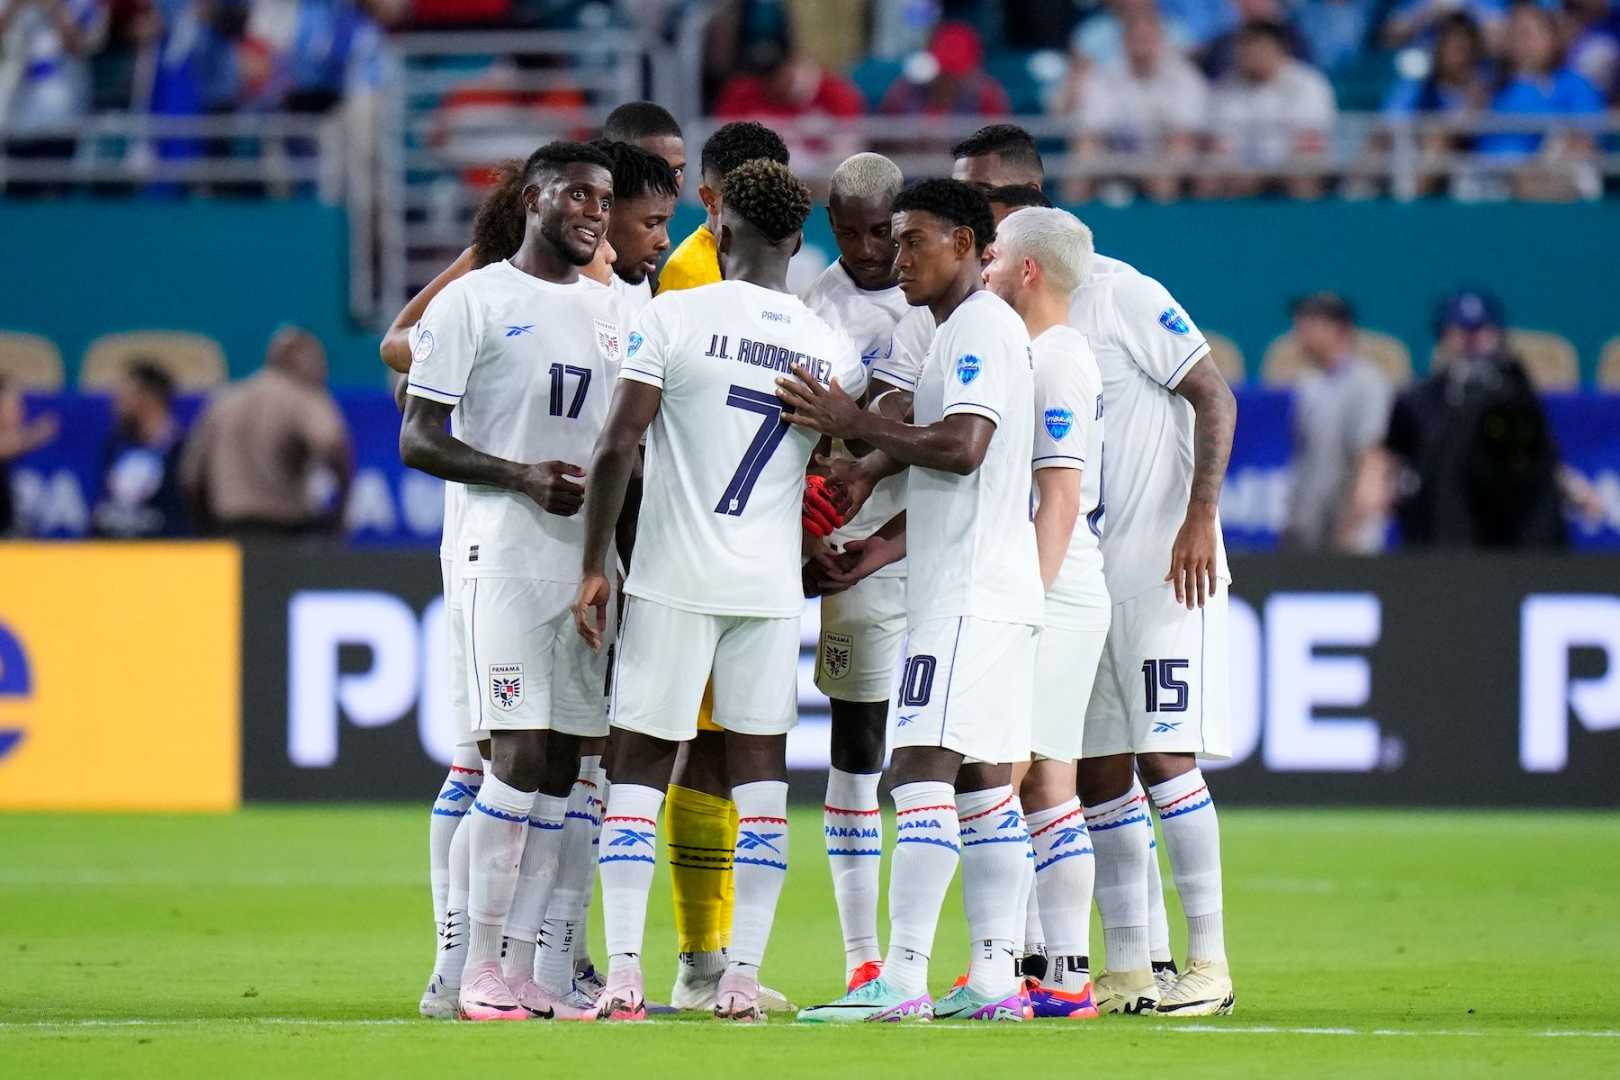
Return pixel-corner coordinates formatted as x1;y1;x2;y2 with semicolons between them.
1478;1;1604;165
1383;11;1492;118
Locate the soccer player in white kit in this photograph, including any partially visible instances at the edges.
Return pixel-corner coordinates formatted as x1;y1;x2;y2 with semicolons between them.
953;125;1239;1017
782;180;1040;1024
797;152;916;993
400;140;625;1022
981;206;1109;1021
572;160;866;1023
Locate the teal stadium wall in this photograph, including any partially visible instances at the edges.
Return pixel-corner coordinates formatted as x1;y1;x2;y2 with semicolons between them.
6;200;1618;387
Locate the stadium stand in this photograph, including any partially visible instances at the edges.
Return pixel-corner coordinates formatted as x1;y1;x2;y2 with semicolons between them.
1205;332;1247;385
1599;336;1620;391
80;332;228;392
0;333;65;391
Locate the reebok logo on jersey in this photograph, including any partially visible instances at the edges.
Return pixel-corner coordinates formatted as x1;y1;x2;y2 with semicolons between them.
1044;407;1074;440
1158;308;1190;335
956;353;982;384
1152;719;1183;734
412;329;436;362
896;713;920;727
505;324;535;337
489;663;523;711
627;331;644;357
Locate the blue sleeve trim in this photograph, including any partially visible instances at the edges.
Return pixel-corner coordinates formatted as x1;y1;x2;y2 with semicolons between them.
618;366;665;384
944;401;1002;424
406;381;464;400
1033;454;1084;468
1163;340;1210;388
870;365;916;388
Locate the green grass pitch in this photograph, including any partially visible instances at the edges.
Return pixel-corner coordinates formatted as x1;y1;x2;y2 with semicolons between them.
2;806;1617;1078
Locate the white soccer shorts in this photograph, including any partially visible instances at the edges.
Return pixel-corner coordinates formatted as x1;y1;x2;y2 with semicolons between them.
1083;583;1231;759
814;574;906;704
1031;617;1110;763
610;596;799;742
889;615;1038;765
461;576;614;739
441;558;475;748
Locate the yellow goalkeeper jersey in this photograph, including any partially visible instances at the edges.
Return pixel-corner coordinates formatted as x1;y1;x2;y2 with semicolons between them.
656;224;720;294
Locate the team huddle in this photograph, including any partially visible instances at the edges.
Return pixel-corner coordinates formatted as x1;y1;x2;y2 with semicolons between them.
383;106;1239;1024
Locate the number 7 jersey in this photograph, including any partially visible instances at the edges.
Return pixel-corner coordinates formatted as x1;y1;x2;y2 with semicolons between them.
619;279;866;618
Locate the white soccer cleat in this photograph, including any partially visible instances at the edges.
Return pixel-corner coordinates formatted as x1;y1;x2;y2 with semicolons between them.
596;967;648;1022
573;957;606;999
713;969;764;1022
670;951;722;1010
512;978;596;1021
457;964;529;1021
1153;960;1180;998
1092;968;1161;1015
1155;959;1234;1017
418;973;459;1020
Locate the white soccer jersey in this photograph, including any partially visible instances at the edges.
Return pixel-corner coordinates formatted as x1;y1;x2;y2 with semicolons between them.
906;290;1042;627
800;261;913;570
1068;253;1229;604
873;304;935;392
439;481;464;560
1031;325;1108;624
407;259;624;582
608;273;653;323
620;279;866;618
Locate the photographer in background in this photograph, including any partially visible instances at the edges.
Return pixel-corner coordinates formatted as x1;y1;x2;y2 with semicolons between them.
92;361;187;539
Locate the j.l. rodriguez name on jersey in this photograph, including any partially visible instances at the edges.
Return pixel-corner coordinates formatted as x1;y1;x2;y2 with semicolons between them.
702;332;834;384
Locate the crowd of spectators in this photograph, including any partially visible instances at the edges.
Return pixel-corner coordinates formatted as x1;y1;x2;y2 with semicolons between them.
2;0;1615;200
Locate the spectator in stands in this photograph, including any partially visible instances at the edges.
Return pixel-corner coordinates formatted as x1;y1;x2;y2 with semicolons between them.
430;52;588;189
0;371;59;536
1295;0;1376;74
92;361;187;538
1478;2;1605;198
1199;0;1308;79
1350;290;1577;549
1563;0;1620;102
1065;9;1208;203
1203;20;1338;199
1380;13;1491;194
0;0;107;195
1071;0;1194;66
713;29;864;170
1281;293;1394;553
878;20;1009;117
180;326;352;539
1381;0;1507;51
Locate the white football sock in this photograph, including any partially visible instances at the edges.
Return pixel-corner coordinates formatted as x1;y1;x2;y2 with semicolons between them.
598;783;664;963
882;781;959;997
823;767;883;977
466;772;536;970
1020;860;1044;961
1146;824;1173;965
434;806;473;986
537;762;605;992
1085;785;1151;973
501;792;566;983
429;749;483;934
575;756;607;974
958;787;1025;1000
1149;769;1226;963
1027;798;1093;978
729;780;790;971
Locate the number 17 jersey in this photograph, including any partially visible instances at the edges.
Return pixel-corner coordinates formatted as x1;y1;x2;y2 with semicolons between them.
620;280;866;618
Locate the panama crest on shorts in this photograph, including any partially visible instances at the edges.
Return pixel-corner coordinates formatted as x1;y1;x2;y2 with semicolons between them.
821;632;853;681
489;663;524;711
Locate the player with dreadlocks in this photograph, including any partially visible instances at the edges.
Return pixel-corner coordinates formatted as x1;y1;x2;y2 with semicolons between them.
573;159;867;1023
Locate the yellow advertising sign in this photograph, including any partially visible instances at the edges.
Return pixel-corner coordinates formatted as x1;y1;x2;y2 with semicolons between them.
0;543;240;810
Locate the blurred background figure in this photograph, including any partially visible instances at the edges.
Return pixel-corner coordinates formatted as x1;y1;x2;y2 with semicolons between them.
1204;19;1339;198
1281;293;1393;553
1065;7;1208;203
1562;0;1620;104
1380;13;1491;196
92;360;187;538
878;20;1009;117
1476;1;1604;200
0;371;59;536
1198;0;1308;79
0;0;107;195
180;326;352;540
713;25;864;174
1353;290;1579;549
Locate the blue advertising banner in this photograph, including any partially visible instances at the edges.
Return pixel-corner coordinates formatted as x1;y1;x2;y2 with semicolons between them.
11;389;1620;548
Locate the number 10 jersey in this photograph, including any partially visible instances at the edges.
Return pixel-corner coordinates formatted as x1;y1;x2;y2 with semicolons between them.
619;279;866;618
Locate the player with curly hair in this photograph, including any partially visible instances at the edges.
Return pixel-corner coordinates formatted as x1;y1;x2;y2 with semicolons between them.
656;120;789;296
572;157;867;1023
784;178;1043;1024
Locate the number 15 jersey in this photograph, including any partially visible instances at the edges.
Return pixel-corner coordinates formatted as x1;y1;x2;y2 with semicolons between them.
620;279;866;618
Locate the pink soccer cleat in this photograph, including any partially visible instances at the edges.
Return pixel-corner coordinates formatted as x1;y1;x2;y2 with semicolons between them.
457;965;529;1021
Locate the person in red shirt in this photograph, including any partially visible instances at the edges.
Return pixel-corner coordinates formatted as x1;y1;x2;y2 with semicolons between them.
878;21;1011;116
714;35;865;169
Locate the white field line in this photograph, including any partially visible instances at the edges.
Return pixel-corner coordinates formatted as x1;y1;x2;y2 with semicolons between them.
0;1018;1616;1039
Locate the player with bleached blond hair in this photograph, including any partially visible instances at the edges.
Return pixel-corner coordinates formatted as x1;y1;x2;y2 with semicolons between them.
980;206;1107;1019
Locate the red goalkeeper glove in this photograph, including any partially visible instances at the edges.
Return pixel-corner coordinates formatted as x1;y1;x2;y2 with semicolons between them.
802;474;845;538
